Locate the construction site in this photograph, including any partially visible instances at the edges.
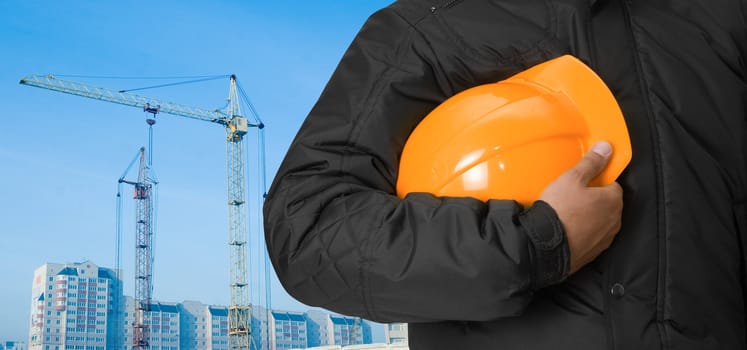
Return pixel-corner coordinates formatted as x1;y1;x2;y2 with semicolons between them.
0;2;394;350
19;71;392;350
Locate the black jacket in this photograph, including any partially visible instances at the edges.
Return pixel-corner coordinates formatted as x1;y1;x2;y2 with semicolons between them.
264;0;747;348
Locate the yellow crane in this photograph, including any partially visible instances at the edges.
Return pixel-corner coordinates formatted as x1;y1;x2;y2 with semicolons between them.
20;74;264;350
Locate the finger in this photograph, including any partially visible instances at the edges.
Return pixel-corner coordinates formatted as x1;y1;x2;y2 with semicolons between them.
598;181;623;194
568;141;613;185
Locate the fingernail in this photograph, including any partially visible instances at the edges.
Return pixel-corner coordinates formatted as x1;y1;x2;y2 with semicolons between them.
591;141;612;157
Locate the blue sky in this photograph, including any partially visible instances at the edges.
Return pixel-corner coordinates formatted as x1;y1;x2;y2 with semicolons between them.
0;1;392;342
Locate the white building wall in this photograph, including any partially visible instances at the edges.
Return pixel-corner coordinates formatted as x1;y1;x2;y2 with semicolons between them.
144;303;180;350
1;341;28;350
305;311;330;347
328;316;364;346
28;261;115;350
122;298;180;349
384;323;408;345
179;301;208;350
251;305;270;350
270;310;308;350
122;296;135;348
206;306;229;350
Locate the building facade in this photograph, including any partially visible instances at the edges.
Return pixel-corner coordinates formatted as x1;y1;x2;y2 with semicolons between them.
269;311;308;350
28;261;120;350
306;311;371;347
179;301;208;350
121;297;179;350
0;341;28;350
251;305;270;350
30;261;375;350
181;302;266;350
206;306;229;349
384;324;408;346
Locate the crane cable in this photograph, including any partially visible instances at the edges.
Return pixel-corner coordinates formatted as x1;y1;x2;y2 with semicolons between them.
236;77;271;349
119;75;231;93
55;74;228;80
236;80;265;126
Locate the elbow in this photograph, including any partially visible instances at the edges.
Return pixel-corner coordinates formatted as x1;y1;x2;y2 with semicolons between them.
264;207;367;317
271;249;367;317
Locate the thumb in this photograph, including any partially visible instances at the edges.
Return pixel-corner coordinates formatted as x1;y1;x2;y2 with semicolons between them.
568;141;613;185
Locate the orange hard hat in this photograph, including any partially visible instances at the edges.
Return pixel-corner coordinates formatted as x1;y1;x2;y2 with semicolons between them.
396;55;631;207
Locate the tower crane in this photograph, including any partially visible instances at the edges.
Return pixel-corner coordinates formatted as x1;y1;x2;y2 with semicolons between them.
118;146;158;349
20;74;264;350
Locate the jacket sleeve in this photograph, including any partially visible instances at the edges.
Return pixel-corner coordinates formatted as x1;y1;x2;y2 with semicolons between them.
263;7;570;323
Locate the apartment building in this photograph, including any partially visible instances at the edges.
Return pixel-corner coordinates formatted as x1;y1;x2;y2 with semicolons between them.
28;261;119;350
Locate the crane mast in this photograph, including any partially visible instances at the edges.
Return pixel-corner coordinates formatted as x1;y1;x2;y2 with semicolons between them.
133;148;155;350
119;147;156;349
226;77;251;349
21;74;260;350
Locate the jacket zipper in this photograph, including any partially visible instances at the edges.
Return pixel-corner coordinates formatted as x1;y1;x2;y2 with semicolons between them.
430;0;462;13
442;0;461;9
620;0;670;348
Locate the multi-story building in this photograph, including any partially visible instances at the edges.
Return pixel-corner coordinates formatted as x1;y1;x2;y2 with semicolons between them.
121;297;179;350
28;261;120;350
144;302;180;350
306;311;371;347
179;301;271;350
328;315;366;346
384;324;408;345
29;261;378;350
121;296;135;348
179;301;208;349
305;311;329;348
269;311;308;350
250;305;270;350
205;306;229;349
0;341;28;350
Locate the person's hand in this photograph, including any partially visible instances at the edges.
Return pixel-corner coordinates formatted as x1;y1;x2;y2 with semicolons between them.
538;141;623;274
